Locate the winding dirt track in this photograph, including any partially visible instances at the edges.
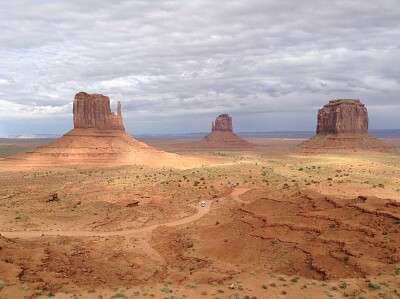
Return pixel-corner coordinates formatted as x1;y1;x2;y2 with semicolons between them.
0;200;213;239
0;188;250;239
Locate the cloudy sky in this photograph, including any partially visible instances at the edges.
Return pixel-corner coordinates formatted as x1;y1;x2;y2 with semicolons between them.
0;0;399;136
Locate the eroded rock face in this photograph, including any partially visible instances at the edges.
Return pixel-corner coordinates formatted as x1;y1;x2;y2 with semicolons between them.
212;114;233;132
299;99;392;151
73;92;125;131
316;99;368;134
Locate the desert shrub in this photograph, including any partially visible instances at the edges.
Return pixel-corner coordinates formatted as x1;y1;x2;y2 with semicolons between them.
278;275;286;281
186;282;197;289
396;266;400;274
164;278;172;285
368;282;380;289
160;286;171;293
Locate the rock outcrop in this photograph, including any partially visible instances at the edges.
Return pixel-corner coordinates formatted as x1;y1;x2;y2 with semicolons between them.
316;99;368;134
2;92;185;166
212;114;233;132
199;114;254;149
73;92;124;130
300;99;392;151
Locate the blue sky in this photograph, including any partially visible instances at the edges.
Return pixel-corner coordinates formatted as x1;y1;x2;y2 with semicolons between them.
0;0;399;136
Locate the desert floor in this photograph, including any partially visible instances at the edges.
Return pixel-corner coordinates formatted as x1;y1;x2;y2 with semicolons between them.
0;137;399;299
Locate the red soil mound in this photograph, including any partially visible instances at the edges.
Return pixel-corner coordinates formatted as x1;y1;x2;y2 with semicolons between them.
199;131;255;149
299;133;393;151
1;128;185;167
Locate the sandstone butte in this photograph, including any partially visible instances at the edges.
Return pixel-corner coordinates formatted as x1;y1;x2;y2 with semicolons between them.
198;113;254;149
2;92;186;167
299;99;393;151
73;92;125;131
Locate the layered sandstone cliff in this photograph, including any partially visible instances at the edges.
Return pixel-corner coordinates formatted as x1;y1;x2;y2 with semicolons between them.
316;99;368;134
300;99;392;151
73;92;124;130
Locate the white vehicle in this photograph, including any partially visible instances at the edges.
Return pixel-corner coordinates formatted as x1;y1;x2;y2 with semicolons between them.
201;200;206;207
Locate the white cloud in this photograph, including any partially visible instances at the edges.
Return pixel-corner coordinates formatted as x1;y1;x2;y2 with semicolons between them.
0;0;399;134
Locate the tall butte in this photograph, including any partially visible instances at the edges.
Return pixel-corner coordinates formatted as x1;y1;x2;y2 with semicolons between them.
73;92;125;130
299;99;392;151
199;114;254;148
6;92;179;166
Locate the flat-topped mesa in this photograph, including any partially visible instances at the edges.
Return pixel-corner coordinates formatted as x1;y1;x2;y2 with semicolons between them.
299;98;393;151
317;99;368;134
212;114;233;132
73;92;125;131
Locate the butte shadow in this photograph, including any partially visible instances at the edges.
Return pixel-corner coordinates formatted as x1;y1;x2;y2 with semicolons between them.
1;92;208;168
299;99;393;152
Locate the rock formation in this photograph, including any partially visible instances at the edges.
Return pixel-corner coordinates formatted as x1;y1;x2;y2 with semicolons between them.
199;114;254;149
212;114;233;132
300;99;392;151
73;92;124;130
3;92;182;166
316;99;368;134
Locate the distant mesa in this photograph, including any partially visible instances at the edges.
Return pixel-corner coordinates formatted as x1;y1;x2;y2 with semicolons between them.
300;99;392;151
3;92;181;166
199;114;254;149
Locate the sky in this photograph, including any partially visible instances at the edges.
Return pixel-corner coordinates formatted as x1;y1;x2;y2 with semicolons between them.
0;0;399;136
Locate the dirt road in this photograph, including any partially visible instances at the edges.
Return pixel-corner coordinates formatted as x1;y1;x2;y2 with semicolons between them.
0;188;251;239
0;199;213;239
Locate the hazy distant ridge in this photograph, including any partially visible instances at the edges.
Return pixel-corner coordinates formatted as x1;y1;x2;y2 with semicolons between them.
1;129;398;140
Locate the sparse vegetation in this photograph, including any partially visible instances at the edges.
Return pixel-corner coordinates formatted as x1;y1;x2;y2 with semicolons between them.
186;282;197;289
368;282;381;290
0;139;399;299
